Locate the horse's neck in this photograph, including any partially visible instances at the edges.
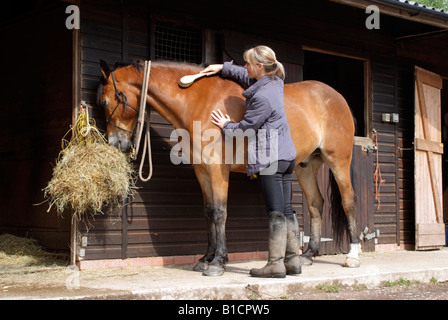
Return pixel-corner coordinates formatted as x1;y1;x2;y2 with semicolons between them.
145;64;200;129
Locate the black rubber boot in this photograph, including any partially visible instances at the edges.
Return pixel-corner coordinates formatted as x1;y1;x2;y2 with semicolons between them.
284;214;302;275
250;211;287;278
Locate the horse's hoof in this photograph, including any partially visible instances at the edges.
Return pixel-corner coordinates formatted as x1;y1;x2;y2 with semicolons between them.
193;261;208;272
343;257;360;268
298;255;313;266
202;264;225;277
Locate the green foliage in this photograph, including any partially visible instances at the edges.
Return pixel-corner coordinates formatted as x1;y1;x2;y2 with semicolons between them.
416;0;448;11
430;277;439;285
383;278;413;287
316;283;339;293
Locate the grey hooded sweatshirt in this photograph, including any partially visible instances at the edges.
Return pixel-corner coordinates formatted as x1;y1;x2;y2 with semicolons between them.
221;61;296;175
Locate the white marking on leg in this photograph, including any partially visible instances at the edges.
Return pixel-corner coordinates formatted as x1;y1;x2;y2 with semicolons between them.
347;243;362;259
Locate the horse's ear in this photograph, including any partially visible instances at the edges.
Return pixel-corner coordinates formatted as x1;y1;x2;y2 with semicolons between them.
100;59;111;80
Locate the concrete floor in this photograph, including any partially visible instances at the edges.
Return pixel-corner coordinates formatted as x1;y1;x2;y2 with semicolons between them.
1;248;448;300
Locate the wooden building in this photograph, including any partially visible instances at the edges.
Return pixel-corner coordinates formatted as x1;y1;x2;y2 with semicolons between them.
1;0;447;267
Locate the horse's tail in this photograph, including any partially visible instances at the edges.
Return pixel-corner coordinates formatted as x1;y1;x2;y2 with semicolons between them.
328;159;355;248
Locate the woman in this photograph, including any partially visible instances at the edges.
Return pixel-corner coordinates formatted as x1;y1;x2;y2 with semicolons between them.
201;45;302;278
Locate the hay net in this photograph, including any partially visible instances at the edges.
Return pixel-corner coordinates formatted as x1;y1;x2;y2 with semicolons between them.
43;104;136;222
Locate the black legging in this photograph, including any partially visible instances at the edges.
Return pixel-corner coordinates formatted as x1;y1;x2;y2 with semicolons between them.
258;160;295;216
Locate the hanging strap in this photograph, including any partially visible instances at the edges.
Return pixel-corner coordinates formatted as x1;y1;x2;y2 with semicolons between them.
131;60;153;182
372;129;385;210
138;115;153;182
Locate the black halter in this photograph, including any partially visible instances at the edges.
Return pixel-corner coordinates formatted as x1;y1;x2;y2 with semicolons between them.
106;71;139;134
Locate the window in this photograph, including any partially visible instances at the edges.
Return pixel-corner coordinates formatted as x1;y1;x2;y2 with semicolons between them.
153;21;202;64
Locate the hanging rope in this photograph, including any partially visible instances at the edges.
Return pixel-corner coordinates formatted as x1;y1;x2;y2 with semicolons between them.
372;129;385;210
130;60;153;182
138;113;153;182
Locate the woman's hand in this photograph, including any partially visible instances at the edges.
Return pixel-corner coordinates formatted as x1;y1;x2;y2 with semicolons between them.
200;64;223;76
211;109;231;128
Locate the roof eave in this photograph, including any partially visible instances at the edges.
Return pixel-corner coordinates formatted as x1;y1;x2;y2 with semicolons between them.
330;0;448;29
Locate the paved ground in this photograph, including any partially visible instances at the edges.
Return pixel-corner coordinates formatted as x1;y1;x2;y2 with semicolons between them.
1;248;448;301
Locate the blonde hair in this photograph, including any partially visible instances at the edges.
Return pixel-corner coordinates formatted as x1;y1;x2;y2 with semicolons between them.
243;45;285;80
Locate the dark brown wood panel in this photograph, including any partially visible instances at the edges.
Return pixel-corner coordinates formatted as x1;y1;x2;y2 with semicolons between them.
371;60;399;246
0;3;72;251
395;62;415;246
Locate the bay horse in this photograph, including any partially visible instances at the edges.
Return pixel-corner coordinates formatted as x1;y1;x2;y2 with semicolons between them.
97;60;361;276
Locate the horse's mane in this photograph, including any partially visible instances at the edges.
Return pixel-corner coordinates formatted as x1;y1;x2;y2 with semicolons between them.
113;61;144;71
115;60;205;71
96;60;207;107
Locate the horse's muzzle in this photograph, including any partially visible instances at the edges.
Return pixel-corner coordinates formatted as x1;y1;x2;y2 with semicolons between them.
108;132;133;153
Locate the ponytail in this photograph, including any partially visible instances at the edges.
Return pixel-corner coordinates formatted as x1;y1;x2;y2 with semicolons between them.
243;45;285;80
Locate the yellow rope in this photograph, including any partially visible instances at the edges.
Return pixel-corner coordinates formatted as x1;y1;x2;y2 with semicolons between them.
60;105;107;154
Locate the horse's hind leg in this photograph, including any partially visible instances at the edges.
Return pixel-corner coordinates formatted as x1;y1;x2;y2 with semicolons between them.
295;157;324;266
329;162;361;268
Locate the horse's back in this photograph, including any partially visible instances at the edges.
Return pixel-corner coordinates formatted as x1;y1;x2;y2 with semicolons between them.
284;80;355;163
284;80;351;116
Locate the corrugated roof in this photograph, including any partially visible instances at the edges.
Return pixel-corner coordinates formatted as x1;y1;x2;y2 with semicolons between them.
331;0;448;28
396;0;446;13
380;0;448;24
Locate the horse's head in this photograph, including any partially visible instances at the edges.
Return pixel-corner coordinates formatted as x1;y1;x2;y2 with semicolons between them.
97;60;141;153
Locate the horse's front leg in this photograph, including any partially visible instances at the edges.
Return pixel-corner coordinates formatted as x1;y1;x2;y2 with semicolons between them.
202;198;228;276
193;198;228;274
192;200;216;272
192;164;230;276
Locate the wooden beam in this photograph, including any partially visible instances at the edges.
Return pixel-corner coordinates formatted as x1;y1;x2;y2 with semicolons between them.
416;223;446;249
416;66;444;89
415;138;444;154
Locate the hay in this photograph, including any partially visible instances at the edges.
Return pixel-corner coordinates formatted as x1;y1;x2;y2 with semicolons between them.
0;234;65;267
43;106;136;221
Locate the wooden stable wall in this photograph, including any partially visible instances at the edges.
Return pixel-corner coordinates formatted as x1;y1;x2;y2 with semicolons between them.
77;0;303;260
76;0;417;262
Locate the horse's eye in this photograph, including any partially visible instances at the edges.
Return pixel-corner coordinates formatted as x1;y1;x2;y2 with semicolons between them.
101;100;108;108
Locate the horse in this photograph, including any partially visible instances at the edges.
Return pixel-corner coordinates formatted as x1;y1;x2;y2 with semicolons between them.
97;59;361;276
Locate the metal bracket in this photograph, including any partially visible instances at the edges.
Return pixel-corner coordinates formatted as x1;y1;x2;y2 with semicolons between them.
299;232;333;248
354;136;376;153
398;141;414;151
359;227;380;244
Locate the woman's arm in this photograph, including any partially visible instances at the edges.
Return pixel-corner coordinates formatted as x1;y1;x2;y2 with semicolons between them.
211;96;272;132
200;64;223;76
201;61;255;88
